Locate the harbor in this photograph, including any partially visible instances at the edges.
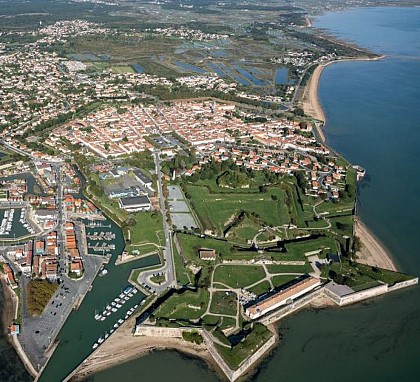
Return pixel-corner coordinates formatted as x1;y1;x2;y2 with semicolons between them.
37;214;161;382
0;208;35;238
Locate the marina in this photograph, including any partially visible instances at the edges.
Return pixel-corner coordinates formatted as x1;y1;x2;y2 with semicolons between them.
91;300;140;350
0;208;34;238
86;231;116;241
94;286;138;321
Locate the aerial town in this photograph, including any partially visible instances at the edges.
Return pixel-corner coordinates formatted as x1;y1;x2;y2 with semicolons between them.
0;2;418;382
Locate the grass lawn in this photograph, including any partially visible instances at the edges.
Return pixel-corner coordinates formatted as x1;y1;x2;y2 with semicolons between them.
150;274;166;284
129;243;159;256
213;265;266;289
129;212;164;246
202;315;220;326
228;217;263;244
184;184;290;234
247;280;271;296
154;289;210;320
219;316;237;330
215;324;273;369
177;233;231;263
209;291;237;316
172;237;192;286
322;260;413;289
285;236;339;258
271;274;299;288
266;263;312;274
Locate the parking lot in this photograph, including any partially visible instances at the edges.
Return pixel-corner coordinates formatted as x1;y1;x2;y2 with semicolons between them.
17;253;103;371
167;186;199;230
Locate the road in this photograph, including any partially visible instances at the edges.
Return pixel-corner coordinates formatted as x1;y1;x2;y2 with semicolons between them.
137;150;176;293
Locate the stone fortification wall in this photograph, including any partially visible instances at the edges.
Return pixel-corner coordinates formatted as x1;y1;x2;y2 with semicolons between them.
202;330;276;382
338;284;388;305
325;278;418;306
388;278;418;292
230;334;277;381
202;330;235;381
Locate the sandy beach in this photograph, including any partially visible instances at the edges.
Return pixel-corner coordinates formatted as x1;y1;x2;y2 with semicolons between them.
70;317;214;381
301;64;326;123
354;218;397;271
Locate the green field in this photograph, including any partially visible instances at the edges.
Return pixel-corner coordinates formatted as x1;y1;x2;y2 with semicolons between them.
284;236;339;258
184;184;290;234
172;237;192;286
215;324;273;369
155;289;209;320
322;260;413;290
177;233;231;263
209;291;237;316
213;265;266;289
247;280;271;296
266;263;312;274
128;212;164;247
228;216;264;244
271;274;299;288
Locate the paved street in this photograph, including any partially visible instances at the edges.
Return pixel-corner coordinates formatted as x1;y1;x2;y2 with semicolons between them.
137;151;176;294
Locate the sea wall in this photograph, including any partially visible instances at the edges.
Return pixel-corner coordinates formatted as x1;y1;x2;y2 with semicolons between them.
339;284;388;305
325;278;418;306
388;278;419;292
202;329;277;382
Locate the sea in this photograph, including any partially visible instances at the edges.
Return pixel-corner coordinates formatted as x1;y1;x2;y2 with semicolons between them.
1;6;420;382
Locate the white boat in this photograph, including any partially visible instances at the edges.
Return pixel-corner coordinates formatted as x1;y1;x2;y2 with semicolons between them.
99;269;108;277
111;308;117;313
132;289;138;294
134;304;139;309
92;343;99;349
111;302;116;307
100;316;106;321
116;304;122;308
98;337;104;344
105;311;111;316
110;329;114;334
113;323;119;328
94;314;101;320
104;332;109;339
118;319;124;324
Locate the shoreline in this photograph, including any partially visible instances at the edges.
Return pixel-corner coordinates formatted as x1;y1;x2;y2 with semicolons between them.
69;317;217;381
300;54;397;273
70;294;334;382
354;218;397;271
301;55;385;142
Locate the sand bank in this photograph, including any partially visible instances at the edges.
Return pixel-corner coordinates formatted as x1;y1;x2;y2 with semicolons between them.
70;317;213;381
355;218;397;271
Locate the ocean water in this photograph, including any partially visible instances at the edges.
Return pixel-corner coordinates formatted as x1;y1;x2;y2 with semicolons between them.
92;7;420;382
